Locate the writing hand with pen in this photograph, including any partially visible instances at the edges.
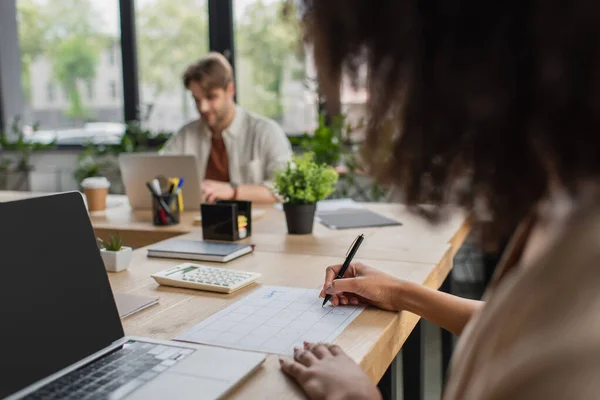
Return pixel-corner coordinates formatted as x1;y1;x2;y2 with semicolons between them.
319;262;405;310
320;234;405;310
280;234;404;400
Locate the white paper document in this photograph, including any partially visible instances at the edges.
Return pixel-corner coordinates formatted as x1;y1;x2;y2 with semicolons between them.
175;286;365;355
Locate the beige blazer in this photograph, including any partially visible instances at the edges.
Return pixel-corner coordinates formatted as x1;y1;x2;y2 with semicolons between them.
444;203;600;399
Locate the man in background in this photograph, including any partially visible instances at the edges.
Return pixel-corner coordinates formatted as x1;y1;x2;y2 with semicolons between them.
161;52;292;203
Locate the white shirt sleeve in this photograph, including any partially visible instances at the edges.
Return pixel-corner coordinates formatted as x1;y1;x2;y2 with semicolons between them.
260;122;293;181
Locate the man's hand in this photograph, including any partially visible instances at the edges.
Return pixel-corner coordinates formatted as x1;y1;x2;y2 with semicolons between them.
201;180;234;203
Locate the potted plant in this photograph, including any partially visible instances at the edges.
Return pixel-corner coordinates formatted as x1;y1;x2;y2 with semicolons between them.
0;116;55;191
74;143;118;189
98;233;132;272
274;152;338;234
73;122;172;193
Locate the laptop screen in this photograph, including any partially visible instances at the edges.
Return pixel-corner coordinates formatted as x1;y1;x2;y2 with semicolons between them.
0;193;125;398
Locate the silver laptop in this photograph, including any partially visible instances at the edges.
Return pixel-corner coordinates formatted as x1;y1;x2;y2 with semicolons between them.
1;192;265;400
119;153;203;210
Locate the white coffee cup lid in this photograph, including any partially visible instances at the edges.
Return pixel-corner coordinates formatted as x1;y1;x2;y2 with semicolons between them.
81;176;110;189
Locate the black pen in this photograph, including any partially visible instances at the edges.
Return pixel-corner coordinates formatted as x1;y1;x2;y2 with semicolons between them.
322;234;365;307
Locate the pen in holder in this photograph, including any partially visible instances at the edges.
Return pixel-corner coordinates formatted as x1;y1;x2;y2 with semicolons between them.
152;193;181;226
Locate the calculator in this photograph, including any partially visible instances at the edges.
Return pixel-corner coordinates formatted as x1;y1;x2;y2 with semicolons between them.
151;263;261;294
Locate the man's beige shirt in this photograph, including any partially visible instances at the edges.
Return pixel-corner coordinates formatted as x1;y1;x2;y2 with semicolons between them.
161;106;292;191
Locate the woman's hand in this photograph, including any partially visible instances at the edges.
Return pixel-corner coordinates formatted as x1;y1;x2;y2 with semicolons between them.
280;342;381;400
319;262;404;311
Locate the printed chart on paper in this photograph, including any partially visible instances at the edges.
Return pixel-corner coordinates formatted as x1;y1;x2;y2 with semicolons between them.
175;286;365;355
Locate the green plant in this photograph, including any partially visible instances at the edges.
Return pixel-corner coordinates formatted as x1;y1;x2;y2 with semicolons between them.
0;158;11;171
274;152;338;204
0;158;11;189
73;122;172;186
300;113;344;166
73;143;115;184
98;233;124;251
0;116;55;172
120;120;172;152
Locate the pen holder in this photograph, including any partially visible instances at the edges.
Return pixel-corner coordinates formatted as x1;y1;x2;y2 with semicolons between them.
152;193;181;226
200;200;252;241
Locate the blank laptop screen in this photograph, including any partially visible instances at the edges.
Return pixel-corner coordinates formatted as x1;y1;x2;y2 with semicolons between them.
0;193;124;398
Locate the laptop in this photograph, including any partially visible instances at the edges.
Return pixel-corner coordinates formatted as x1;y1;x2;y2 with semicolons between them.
119;153;203;210
1;192;265;400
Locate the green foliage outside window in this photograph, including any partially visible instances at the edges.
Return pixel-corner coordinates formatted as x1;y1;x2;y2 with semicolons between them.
18;0;109;121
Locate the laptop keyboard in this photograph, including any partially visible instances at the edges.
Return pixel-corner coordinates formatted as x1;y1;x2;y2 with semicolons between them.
23;341;194;400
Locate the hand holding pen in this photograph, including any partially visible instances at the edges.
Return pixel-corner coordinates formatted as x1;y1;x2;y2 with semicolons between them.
319;245;405;310
322;234;364;307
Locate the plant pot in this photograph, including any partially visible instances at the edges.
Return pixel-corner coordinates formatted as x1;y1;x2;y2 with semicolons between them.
100;246;133;272
283;203;316;234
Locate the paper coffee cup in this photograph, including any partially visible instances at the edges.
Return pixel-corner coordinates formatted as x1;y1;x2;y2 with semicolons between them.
81;177;110;212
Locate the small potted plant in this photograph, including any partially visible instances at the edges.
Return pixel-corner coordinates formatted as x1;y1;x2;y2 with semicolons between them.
0;116;56;191
98;233;132;272
274;152;338;234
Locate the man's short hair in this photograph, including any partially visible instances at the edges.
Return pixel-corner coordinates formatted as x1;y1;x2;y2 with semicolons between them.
182;52;233;91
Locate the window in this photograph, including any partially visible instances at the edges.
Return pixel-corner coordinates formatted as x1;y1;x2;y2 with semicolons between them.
108;45;115;66
46;83;55;102
86;80;94;100
234;0;317;134
135;0;209;132
109;81;117;99
16;0;125;144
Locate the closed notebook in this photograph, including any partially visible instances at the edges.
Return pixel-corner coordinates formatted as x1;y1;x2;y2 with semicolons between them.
147;239;253;262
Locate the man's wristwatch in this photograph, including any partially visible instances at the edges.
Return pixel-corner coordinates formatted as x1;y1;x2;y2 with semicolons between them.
230;182;239;200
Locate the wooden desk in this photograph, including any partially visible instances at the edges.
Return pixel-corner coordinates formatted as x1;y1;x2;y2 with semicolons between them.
0;191;465;262
107;209;468;399
92;200;466;266
1;190;468;399
112;246;460;399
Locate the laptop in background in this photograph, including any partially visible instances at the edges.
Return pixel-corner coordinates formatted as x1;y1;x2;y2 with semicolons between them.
119;153;203;210
1;192;265;400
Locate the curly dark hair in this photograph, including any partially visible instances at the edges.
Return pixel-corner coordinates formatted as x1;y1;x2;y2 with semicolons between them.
301;0;600;240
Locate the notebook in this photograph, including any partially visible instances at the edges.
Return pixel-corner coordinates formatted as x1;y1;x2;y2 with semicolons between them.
316;209;402;230
113;292;159;319
147;239;254;262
